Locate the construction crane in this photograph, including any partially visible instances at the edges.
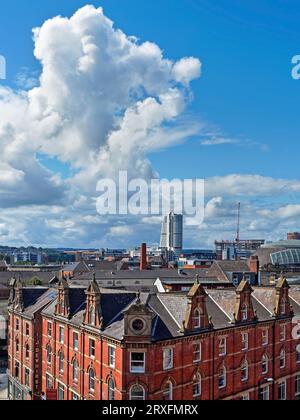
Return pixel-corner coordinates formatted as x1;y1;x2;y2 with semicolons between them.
236;202;241;243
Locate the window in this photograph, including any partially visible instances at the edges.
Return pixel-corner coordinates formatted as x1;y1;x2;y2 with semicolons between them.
72;393;80;400
89;368;95;393
25;368;30;387
59;351;64;373
163;348;173;370
278;381;286;401
58;384;65;401
73;359;79;383
15;318;19;331
241;360;248;382
108;346;116;369
296;349;300;364
241;332;249;351
130;384;145;401
193;373;201;398
295;375;300;396
259;385;270;401
25;323;30;336
262;329;268;346
130;352;145;373
163;381;173;401
15;361;20;378
262;354;269;375
25;343;30;359
59;326;64;344
73;332;79;351
46;374;52;390
218;365;226;389
193;308;203;329
193;343;202;363
241;304;248;321
47;322;52;337
47;346;52;365
240;393;250;400
219;337;226;356
280;325;286;342
47;345;52;365
108;377;115;401
280;299;286;315
280;349;286;369
15;338;20;353
89;339;95;358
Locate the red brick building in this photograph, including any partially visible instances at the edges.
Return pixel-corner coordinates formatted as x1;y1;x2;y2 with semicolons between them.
7;276;300;400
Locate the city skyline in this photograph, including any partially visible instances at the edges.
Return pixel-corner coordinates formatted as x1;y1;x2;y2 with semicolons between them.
0;1;300;249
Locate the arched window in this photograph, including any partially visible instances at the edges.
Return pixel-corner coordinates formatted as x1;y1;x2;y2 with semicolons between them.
130;384;145;401
241;304;249;321
241;359;248;382
73;359;79;383
47;345;52;365
163;380;173;400
108;377;115;401
262;354;269;374
89;368;95;393
218;365;226;389
280;349;286;369
193;308;203;329
193;373;202;398
59;351;64;373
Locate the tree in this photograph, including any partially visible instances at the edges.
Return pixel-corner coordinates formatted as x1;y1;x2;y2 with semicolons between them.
29;277;43;286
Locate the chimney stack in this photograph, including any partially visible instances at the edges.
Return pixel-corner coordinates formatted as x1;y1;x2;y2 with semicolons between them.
249;256;259;275
140;243;148;271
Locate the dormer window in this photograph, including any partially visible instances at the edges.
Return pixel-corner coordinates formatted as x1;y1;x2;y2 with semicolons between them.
241;304;248;321
280;299;286;315
193;308;203;329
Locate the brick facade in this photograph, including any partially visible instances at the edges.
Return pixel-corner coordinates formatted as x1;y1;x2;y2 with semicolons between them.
7;277;300;400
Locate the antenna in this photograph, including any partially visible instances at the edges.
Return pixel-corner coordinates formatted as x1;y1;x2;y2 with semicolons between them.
236;202;241;243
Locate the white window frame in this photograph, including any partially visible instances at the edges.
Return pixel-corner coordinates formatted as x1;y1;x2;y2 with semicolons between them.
241;332;249;351
193;373;202;398
262;329;269;346
295;375;300;396
130;384;145;401
280;325;286;342
130;351;146;374
59;325;64;344
47;321;52;337
219;337;227;357
241;360;249;382
218;365;227;389
163;348;174;371
262;354;269;375
279;349;286;369
108;345;116;369
73;331;79;351
89;338;95;358
163;380;173;401
193;342;202;363
278;380;286;401
259;385;270;401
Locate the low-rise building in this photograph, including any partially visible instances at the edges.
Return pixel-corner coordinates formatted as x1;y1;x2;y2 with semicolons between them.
7;276;300;400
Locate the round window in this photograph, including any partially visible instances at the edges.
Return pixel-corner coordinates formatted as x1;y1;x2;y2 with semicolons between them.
131;319;145;332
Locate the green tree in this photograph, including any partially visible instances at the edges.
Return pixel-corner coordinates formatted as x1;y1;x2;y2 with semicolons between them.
29;277;43;286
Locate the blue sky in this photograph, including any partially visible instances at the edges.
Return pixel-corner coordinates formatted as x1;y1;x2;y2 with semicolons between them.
0;1;300;248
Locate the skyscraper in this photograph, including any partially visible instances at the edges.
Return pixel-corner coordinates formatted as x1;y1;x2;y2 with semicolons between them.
160;212;183;260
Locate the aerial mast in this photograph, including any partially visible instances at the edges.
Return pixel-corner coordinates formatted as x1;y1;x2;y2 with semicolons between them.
236;202;241;243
